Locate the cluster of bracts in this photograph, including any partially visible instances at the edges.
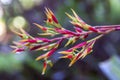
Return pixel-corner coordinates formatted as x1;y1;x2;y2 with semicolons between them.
11;8;120;75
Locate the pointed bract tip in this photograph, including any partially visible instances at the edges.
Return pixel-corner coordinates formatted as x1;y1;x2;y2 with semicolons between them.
59;51;72;55
69;59;76;67
42;62;47;75
35;54;46;61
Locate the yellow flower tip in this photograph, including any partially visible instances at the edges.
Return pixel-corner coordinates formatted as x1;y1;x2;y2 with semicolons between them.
65;37;77;47
33;23;42;28
65;12;69;16
68;61;74;67
13;41;21;46
65;12;74;20
80;54;86;59
48;62;53;67
38;33;55;36
45;8;50;15
68;58;76;67
79;49;88;59
45;7;48;12
72;39;76;44
35;57;40;61
45;8;59;24
71;9;78;17
11;29;23;37
35;54;46;61
33;23;47;32
36;46;45;51
70;21;75;25
58;51;71;55
48;8;54;15
59;56;67;59
10;45;17;49
19;28;26;34
65;40;72;47
42;72;45;75
24;43;30;46
20;39;27;42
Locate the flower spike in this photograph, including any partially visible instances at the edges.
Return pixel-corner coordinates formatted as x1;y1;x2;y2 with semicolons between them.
11;8;120;74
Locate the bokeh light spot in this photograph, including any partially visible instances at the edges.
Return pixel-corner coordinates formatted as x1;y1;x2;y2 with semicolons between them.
0;20;6;41
0;7;4;18
0;0;12;5
13;16;26;29
19;0;34;10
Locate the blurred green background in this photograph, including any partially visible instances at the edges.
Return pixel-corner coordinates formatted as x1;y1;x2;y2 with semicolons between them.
0;0;120;80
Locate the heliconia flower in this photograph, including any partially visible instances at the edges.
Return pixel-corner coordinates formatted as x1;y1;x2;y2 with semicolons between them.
11;8;120;74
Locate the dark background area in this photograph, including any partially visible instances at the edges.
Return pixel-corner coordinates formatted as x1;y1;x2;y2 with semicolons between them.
0;0;120;80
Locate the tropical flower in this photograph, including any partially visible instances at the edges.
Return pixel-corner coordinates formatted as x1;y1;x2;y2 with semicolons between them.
11;8;120;75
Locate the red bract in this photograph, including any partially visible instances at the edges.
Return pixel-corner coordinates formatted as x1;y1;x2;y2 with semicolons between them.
11;8;120;75
74;27;83;33
30;45;42;50
42;61;47;75
34;23;47;32
45;8;58;24
55;28;77;35
13;48;25;53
